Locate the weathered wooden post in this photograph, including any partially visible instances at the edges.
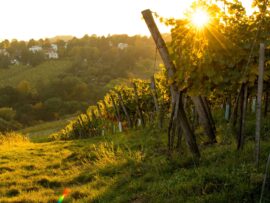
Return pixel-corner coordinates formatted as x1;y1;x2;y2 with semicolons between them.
238;84;248;150
110;94;122;132
102;101;109;116
116;91;132;128
142;8;216;144
191;96;216;143
96;103;103;117
91;109;97;120
142;9;200;157
201;97;216;132
255;43;265;167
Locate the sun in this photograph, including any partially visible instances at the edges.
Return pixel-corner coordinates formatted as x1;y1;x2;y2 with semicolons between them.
191;9;209;28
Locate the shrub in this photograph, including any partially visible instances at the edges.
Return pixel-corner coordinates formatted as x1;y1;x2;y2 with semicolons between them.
0;107;16;121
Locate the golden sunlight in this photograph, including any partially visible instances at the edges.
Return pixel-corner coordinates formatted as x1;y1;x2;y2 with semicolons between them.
191;9;209;28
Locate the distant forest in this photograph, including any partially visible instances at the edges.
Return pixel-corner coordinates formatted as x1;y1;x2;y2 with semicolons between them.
0;34;166;130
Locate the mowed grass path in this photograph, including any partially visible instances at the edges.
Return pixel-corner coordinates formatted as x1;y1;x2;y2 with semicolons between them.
18;117;76;143
1;128;270;202
0;130;149;203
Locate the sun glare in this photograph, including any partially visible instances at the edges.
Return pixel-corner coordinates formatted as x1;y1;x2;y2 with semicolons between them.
191;9;209;28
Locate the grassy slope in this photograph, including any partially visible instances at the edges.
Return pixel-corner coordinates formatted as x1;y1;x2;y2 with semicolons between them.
0;60;72;88
18;117;75;143
1;127;270;203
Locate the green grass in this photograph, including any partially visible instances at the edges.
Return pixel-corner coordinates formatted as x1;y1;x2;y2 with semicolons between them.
0;60;72;88
1;127;270;202
18;117;75;142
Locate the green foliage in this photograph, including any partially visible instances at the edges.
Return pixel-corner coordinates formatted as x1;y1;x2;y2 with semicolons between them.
0;118;22;131
0;107;22;131
0;107;16;121
167;0;270;98
0;55;11;69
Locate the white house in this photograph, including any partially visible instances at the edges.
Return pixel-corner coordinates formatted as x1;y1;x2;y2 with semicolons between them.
51;44;58;51
46;49;58;59
117;43;128;50
29;46;42;53
11;59;20;65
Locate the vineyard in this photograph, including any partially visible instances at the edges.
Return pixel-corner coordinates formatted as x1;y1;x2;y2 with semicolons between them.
2;0;270;202
52;0;270;162
50;71;168;139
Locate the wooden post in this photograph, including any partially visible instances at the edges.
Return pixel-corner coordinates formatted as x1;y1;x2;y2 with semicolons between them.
191;96;216;143
110;94;120;122
102;101;108;113
142;9;215;144
78;115;87;137
132;82;145;127
96;103;102;117
255;43;265;167
91;109;97;120
201;96;217;133
237;84;248;150
142;9;200;157
117;91;132;128
168;96;176;152
231;85;243;127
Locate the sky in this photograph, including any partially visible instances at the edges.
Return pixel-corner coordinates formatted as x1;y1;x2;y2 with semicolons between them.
0;0;253;41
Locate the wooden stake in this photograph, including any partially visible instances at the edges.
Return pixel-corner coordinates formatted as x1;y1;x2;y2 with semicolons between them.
117;91;132;128
237;84;248;150
191;96;216;143
255;43;265;167
201;96;217;133
110;94;121;122
142;9;200;158
96;103;102;117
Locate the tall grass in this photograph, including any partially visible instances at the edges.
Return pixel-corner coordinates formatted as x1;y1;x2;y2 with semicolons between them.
0;132;29;145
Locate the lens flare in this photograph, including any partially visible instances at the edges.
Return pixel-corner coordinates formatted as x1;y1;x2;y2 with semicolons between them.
191;9;209;28
58;188;70;203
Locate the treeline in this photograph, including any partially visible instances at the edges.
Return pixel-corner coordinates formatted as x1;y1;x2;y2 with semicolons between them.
0;34;161;69
0;35;163;130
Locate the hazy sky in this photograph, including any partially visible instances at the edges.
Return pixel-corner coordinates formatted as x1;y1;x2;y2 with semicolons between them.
0;0;253;41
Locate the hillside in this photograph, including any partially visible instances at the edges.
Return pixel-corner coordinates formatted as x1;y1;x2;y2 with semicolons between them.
0;35;161;130
0;128;270;202
0;60;72;88
1;1;270;203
